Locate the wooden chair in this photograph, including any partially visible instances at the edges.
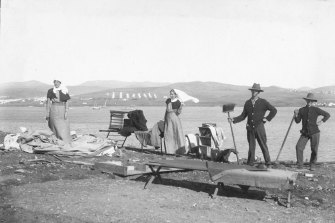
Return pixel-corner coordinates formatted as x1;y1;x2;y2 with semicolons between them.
99;110;130;147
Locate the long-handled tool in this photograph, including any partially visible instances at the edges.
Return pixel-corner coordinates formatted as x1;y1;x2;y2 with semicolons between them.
275;114;295;163
222;103;240;164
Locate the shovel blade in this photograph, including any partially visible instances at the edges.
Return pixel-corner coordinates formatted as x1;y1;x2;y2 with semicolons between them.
222;103;236;113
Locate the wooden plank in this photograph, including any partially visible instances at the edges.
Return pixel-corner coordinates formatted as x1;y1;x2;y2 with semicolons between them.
94;161;187;177
126;167;186;176
146;159;263;173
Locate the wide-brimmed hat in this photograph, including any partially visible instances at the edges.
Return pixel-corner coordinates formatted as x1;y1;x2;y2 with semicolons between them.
303;93;317;102
248;83;263;92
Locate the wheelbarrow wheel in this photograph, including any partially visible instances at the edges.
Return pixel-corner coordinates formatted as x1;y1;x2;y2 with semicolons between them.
238;185;250;193
218;182;224;188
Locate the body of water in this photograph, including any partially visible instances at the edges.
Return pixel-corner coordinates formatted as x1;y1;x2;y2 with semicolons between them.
0;106;334;162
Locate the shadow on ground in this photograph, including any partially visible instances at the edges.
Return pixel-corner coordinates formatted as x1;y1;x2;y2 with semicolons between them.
133;174;267;201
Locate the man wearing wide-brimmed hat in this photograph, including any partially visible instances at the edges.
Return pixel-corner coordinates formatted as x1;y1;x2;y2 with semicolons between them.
294;93;330;171
229;83;277;166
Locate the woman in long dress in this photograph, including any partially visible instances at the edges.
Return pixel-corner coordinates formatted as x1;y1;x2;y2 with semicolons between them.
46;79;72;144
164;89;186;154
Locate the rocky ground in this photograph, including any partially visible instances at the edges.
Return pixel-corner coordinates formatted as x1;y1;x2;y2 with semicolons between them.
1;131;335;223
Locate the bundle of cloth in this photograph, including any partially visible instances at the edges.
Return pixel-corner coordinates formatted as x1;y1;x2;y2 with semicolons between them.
3;128;116;157
119;110;148;137
134;120;165;149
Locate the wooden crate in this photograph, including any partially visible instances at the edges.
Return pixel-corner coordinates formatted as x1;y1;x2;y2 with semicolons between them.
198;146;221;161
198;126;215;147
198;136;212;147
202;123;216;127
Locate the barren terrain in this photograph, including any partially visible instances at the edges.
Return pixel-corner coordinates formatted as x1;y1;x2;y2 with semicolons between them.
1;131;335;223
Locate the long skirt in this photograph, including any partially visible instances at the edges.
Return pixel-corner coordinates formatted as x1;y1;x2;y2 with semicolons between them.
164;111;185;154
48;104;71;144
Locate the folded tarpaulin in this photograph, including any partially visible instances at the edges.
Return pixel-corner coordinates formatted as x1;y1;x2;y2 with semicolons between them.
18;131;115;156
134;131;151;147
134;120;165;148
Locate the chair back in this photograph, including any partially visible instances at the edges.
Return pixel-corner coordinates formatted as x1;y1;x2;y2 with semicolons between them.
108;110;129;130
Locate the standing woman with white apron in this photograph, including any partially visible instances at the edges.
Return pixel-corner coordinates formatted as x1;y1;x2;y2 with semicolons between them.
46;79;72;144
164;89;185;154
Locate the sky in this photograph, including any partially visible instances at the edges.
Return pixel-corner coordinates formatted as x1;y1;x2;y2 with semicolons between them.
0;0;335;88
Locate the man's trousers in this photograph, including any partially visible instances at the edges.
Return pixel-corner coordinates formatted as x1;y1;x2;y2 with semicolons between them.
296;133;320;167
247;123;271;165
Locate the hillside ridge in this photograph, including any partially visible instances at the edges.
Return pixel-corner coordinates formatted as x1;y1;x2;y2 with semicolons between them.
1;80;335;107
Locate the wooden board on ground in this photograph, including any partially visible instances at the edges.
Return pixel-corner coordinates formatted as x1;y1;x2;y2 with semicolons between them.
94;161;135;176
94;161;184;177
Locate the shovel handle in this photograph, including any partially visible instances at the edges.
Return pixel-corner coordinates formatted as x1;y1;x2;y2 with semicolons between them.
275;115;295;162
228;112;240;164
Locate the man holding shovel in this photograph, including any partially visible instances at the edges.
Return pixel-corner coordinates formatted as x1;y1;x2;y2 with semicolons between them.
228;83;277;166
294;93;330;171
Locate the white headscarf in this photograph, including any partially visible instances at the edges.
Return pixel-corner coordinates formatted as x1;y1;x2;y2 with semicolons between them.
173;89;199;103
53;80;69;94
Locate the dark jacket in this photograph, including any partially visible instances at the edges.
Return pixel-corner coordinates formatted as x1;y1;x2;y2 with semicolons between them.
233;98;277;129
295;105;330;137
165;98;181;109
119;110;148;137
47;88;70;102
127;110;148;131
165;98;182;115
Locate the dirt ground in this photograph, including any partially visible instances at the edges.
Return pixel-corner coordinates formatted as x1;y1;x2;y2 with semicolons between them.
1;131;335;223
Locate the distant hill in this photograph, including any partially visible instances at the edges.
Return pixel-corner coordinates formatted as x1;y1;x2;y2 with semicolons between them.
0;80;171;98
1;80;335;107
0;80;48;89
297;86;313;92
79;80;170;89
0;80;49;98
73;81;335;107
311;86;335;94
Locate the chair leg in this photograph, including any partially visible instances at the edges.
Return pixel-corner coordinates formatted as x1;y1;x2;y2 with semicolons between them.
163;139;167;154
160;138;163;155
121;136;128;147
106;132;110;138
287;190;291;208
